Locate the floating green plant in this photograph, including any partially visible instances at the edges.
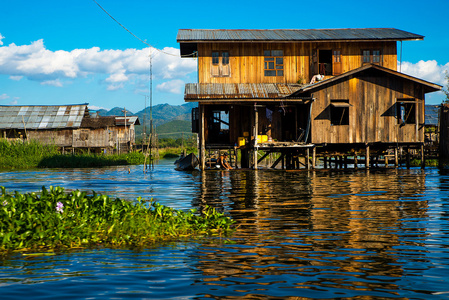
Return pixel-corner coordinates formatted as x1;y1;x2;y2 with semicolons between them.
0;186;234;255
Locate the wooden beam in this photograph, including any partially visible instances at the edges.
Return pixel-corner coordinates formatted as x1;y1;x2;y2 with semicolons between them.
253;104;258;170
366;145;370;169
200;105;206;170
271;153;284;169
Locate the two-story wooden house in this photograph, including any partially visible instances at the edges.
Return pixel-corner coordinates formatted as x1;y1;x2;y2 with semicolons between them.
177;28;442;169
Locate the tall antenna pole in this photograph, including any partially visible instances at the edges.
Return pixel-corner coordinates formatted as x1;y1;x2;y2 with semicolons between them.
149;49;154;169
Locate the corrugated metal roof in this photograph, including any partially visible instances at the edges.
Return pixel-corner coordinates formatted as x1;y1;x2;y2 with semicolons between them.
185;83;303;101
0;104;88;130
178;28;423;42
115;116;140;126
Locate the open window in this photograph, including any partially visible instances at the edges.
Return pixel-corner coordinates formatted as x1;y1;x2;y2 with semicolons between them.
330;99;350;125
315;49;342;76
397;99;416;125
211;51;230;77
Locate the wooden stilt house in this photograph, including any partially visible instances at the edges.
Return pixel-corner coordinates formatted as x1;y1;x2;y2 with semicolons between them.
177;28;442;169
0;104;140;153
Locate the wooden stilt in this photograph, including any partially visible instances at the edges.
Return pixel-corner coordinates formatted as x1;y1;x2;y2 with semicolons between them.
200;105;206;170
366;145;370;169
324;156;328;169
312;147;316;169
394;147;399;168
406;147;411;169
354;154;358;169
253;105;258;170
306;148;310;170
421;143;425;169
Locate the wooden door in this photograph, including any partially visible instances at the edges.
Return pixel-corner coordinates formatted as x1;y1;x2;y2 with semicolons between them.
333;49;342;75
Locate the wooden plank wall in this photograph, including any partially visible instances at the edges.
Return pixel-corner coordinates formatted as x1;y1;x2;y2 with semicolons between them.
28;129;73;147
197;41;397;84
310;73;425;144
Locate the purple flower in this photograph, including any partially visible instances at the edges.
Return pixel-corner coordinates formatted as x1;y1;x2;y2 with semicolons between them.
56;201;64;213
2;200;7;206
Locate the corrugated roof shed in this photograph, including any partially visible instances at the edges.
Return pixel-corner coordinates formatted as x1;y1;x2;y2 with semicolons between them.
177;28;423;42
185;83;303;101
80;116;115;129
0;104;88;130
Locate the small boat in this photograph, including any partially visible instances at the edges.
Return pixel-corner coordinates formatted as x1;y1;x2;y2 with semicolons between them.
174;153;199;171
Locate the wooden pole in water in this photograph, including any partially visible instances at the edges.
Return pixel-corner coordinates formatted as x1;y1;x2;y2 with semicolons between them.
394;147;399;168
421;143;425;169
366;145;370;169
200;105;206;170
306;148;310;169
406;147;411;169
253;104;258;170
312;147;316;169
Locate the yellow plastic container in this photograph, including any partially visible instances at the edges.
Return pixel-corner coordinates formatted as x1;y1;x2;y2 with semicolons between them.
237;137;246;147
261;135;268;143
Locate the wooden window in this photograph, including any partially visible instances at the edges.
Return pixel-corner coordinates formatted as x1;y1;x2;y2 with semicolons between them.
362;50;371;64
211;51;230;77
330;100;350;125
372;50;381;64
212;52;219;65
362;49;382;65
397;99;416;125
264;50;284;77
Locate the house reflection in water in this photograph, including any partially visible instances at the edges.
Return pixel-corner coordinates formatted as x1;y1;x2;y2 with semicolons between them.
191;169;428;294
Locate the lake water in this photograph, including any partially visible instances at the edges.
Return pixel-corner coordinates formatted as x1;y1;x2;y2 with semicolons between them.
1;160;449;299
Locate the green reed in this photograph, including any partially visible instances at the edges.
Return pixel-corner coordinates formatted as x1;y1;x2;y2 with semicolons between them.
0;139;60;169
0;186;234;255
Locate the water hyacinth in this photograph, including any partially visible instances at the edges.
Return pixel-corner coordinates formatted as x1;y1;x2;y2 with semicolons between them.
0;186;235;254
56;201;64;213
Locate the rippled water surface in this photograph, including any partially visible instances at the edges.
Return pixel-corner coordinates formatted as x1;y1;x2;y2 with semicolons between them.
2;160;449;299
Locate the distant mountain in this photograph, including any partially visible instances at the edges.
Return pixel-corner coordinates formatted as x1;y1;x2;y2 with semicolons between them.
95;102;197;139
97;107;134;116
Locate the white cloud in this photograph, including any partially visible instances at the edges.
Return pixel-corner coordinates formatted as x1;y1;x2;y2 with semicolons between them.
0;33;4;46
107;83;124;91
88;105;107;111
9;99;18;105
399;60;449;85
0;93;9;100
41;79;63;87
0;38;197;93
156;79;185;94
9;75;23;81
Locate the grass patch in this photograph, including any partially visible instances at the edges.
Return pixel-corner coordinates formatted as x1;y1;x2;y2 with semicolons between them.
0;139;197;169
0;186;234;256
37;152;146;168
0;139;60;169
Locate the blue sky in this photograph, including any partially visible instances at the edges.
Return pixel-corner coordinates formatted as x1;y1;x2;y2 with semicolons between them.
1;0;448;113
